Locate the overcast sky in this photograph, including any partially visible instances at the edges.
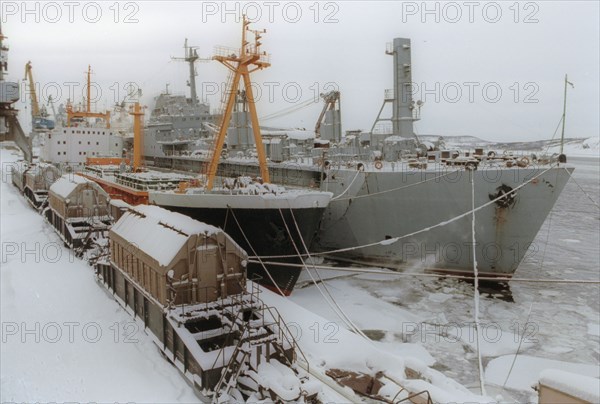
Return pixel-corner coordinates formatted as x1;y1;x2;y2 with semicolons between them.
3;1;599;141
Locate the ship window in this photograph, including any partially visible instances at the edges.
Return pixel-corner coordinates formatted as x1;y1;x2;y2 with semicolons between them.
79;152;82;155
78;141;81;144
63;130;66;134
63;141;67;144
83;152;87;155
96;142;99;145
87;141;90;145
57;140;60;144
115;143;118;147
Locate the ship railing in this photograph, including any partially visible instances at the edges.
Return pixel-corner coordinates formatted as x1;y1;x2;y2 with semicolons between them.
244;44;271;64
257;303;309;373
213;45;240;59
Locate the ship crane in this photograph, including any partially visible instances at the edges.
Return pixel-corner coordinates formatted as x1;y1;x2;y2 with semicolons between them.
171;39;211;105
23;61;54;130
206;15;271;190
314;90;340;138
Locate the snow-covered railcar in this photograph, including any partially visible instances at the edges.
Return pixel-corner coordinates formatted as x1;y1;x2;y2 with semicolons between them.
23;163;61;209
44;174;112;248
96;205;316;401
10;160;30;193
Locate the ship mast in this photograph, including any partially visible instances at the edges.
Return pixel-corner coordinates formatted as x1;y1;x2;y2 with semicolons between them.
206;15;271;190
171;39;210;105
86;65;91;112
129;102;145;171
560;74;574;155
66;65;111;128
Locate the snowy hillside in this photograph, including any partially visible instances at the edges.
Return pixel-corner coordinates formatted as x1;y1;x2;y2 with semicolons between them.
420;135;600;157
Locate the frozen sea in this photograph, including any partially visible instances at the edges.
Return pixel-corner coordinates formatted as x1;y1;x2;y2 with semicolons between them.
291;155;600;401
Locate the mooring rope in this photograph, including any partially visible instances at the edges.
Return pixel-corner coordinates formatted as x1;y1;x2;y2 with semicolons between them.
502;302;534;389
563;166;600;209
247;261;600;285
471;170;486;396
253;165;558;260
277;207;371;342
285;207;372;342
330;168;457;203
330;170;361;201
227;206;287;297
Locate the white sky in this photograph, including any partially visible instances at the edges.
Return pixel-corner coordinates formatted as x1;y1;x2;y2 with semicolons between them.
3;0;599;141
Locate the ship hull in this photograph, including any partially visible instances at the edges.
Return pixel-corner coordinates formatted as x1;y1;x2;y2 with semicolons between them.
149;191;330;294
317;164;573;276
150;155;573;276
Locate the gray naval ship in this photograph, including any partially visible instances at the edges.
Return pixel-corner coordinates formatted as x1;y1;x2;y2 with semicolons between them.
143;38;573;279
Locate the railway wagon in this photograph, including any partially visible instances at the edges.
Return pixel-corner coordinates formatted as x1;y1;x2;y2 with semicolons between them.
10;160;30;193
96;205;307;400
44;174;112;248
23;163;61;209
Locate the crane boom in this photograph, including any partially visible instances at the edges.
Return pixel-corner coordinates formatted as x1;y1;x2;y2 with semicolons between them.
24;61;54;130
24;61;40;117
314;90;340;138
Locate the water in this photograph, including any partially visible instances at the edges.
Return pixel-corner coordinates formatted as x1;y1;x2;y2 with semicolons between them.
291;156;599;401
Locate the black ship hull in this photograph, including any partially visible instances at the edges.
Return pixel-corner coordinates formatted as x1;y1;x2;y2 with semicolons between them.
156;204;327;295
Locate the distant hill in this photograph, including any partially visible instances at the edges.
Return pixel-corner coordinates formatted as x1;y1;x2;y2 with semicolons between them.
418;135;599;157
419;135;491;146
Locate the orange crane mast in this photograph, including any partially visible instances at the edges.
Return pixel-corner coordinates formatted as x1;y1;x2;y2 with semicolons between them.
206;15;271;190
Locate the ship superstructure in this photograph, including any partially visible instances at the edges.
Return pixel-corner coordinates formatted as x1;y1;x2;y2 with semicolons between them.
39;66;131;167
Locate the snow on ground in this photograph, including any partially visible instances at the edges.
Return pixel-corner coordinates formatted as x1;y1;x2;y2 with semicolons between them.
1;146;198;403
548;137;600;157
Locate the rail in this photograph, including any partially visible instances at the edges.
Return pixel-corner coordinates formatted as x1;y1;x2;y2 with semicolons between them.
260;303;310;373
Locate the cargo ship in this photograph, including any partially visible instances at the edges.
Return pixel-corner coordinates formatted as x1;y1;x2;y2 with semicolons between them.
144;37;573;279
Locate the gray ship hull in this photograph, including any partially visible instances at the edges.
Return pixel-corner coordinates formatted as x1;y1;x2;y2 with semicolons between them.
149;155;572;276
316;164;573;276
